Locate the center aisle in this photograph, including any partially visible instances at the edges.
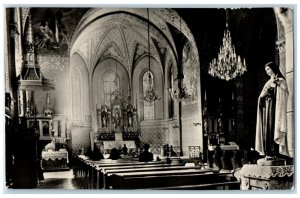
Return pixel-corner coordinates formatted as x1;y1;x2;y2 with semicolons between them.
37;169;80;189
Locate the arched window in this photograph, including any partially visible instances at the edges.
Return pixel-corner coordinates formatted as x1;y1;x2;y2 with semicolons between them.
72;69;82;122
103;72;119;107
143;71;155;120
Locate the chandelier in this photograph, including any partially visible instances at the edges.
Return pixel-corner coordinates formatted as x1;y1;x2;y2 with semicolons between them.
168;17;191;102
208;9;247;81
142;8;160;103
169;85;191;102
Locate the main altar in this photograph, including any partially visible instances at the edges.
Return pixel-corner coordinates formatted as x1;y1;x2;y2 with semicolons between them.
95;90;141;153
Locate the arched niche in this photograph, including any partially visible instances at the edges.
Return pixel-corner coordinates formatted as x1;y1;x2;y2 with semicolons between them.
70;53;90;124
92;58;130;113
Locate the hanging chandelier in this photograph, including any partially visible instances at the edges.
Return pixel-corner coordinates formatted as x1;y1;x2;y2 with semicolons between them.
168;16;191;102
142;8;160;103
208;9;247;81
170;84;191;102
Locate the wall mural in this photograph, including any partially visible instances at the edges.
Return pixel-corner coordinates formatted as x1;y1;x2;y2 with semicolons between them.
30;8;88;56
32;9;68;55
182;41;199;104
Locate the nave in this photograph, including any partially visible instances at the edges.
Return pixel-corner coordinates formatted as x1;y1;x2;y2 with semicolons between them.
35;156;240;190
4;7;295;191
73;155;240;190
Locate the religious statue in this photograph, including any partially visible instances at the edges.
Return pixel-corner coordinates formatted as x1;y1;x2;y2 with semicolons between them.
113;106;121;128
217;117;223;132
128;111;133;127
101;111;107;127
255;62;290;161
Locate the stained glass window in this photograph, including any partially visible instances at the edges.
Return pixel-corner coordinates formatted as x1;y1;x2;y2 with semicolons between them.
103;72;119;107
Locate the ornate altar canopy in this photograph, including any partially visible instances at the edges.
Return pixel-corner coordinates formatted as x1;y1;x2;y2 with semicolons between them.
95;90;141;152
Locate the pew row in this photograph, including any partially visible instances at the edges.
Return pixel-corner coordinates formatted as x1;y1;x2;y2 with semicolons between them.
102;166;207;189
149;181;240;190
73;155;239;190
107;170;237;189
73;155;182;189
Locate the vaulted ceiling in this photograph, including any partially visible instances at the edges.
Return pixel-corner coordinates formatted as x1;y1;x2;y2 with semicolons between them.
29;7;277;78
29;8;200;75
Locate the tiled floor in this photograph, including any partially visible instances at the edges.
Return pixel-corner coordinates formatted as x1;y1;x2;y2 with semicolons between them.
37;169;79;189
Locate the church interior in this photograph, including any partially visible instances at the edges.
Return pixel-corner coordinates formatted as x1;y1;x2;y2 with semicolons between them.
3;7;295;190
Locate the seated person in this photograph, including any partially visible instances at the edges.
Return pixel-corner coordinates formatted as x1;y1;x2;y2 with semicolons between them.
170;145;177;157
139;143;154;162
84;146;92;157
90;144;104;161
109;148;121;160
121;144;128;155
213;144;223;169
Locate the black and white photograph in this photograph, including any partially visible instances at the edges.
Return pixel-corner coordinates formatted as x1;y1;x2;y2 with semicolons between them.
1;0;297;195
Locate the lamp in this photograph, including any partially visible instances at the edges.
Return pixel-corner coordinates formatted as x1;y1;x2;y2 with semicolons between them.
142;8;160;104
169;83;191;102
193;123;201;126
208;9;247;81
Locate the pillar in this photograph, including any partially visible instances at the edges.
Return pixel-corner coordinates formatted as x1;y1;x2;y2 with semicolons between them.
274;8;294;158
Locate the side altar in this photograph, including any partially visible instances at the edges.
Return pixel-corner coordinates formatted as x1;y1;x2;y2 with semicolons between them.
94;90;141;153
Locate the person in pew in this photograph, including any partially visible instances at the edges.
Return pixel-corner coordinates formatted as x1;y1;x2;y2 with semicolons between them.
121;144;128;155
213;144;223;169
109;148;121;160
170;145;178;157
85;144;104;160
166;156;172;164
139;143;154;162
91;144;104;160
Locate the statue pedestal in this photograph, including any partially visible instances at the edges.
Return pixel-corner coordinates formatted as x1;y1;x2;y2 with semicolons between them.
238;164;294;190
257;157;286;166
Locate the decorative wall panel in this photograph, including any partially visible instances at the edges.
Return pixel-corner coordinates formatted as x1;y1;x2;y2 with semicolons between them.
39;54;69;71
71;126;91;153
140;126;166;153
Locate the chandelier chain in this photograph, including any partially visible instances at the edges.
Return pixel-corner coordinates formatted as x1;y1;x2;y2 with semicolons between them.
142;8;160;104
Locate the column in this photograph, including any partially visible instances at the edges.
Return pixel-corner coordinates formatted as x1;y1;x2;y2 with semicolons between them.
18;89;25;116
274;8;294;158
25;90;32;116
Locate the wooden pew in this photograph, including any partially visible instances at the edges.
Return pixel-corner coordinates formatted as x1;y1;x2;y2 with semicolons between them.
107;169;235;189
149;181;240;190
100;164;192;189
89;160;170;188
93;163;186;189
75;157;178;189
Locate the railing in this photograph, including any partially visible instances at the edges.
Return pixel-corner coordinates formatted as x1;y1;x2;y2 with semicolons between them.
97;132;115;141
122;132;140;140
